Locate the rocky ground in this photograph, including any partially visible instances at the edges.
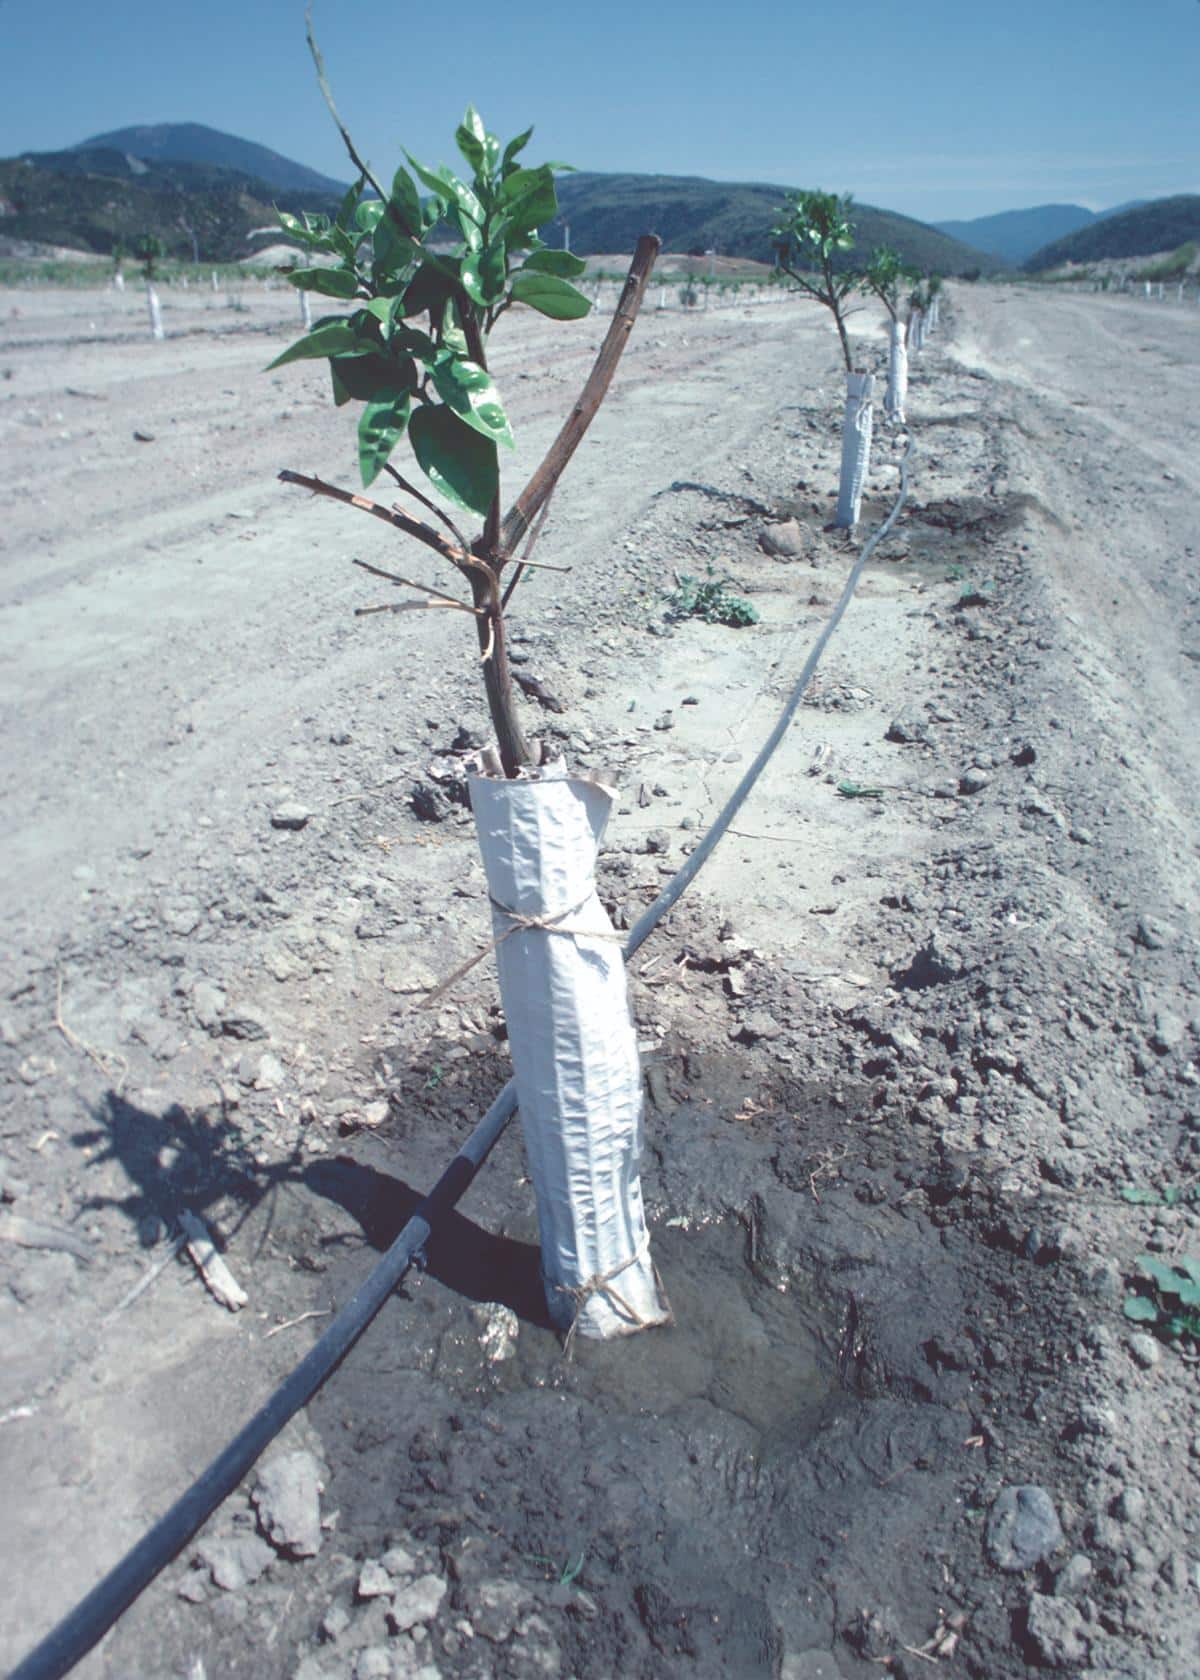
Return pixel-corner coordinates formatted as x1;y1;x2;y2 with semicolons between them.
0;273;1198;1679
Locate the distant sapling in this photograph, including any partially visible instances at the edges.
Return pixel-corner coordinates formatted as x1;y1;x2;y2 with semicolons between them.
136;234;164;340
772;190;872;526
862;245;919;423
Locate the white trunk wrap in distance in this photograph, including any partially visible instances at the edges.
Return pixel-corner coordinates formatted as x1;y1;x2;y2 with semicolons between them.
835;370;875;529
469;769;670;1340
147;283;164;341
885;320;908;423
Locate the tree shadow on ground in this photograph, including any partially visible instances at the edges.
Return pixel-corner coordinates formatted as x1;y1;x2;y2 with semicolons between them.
74;1090;551;1329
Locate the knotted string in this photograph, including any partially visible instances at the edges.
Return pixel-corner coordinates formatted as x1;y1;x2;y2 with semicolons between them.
556;1239;673;1358
422;892;623;1009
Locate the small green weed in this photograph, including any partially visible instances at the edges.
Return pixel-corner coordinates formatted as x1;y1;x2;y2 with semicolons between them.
1120;1183;1199;1207
527;1550;586;1587
837;781;885;800
670;567;759;628
1123;1253;1200;1346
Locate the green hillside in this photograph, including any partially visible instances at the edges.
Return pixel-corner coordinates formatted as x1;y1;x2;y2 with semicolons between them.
1025;196;1200;271
0;149;342;262
554;172;999;273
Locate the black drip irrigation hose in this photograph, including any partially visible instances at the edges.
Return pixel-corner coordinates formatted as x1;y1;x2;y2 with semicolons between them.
10;436;914;1680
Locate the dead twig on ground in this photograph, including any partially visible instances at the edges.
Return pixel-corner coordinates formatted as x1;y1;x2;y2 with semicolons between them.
179;1209;248;1312
54;970;127;1091
265;1309;331;1340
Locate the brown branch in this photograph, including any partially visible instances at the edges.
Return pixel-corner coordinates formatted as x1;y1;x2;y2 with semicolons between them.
305;6;389;207
278;470;466;569
499;232;661;557
382;461;472;556
350;557;480;611
500;491;556;610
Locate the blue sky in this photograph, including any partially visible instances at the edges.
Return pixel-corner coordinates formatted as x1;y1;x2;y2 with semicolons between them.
1;0;1197;222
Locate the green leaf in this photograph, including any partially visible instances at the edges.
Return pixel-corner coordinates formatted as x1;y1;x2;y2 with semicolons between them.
405;154;485;230
1123;1296;1159;1323
336;176;364;230
330;351;414;405
358;393;411;486
501;125;534;175
286;266;358;299
521;247;587;279
498;165;558;234
1137;1254;1190;1296
461;242;508;306
399;260;455;321
355;200;386;234
409;403;497;516
455;105;486;173
509;270;590;320
430;355;514;450
389;167;423;236
266;319;371;370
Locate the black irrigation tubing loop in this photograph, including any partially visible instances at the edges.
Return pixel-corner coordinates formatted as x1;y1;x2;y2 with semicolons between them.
10;434;915;1680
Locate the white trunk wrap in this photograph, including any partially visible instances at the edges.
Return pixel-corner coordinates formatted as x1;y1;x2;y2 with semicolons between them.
469;770;669;1340
835;371;874;529
885;319;908;423
300;289;313;329
147;283;164;341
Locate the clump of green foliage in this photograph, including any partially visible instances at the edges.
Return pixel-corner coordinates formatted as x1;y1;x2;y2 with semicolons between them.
771;190;859;370
135;234;162;280
862;244;920;320
270;103;589;506
1124;1253;1200;1346
671;566;759;627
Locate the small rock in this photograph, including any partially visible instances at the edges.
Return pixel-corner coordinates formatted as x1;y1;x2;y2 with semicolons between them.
381;1545;419;1578
191;980;226;1033
986;1485;1064;1571
321;1603;351;1640
410;783;449;822
643;828;671;855
1150;1010;1186;1054
734;1009;782;1045
759;518;807;559
252;1450;323;1558
959;766;992;795
328;730;352;746
1023;1593;1088;1668
357;1559;394;1600
1134;915;1173;951
1011;742;1037;766
254;1053;286;1092
1128;1332;1161;1369
468;1578;533;1643
195;1535;274;1592
1111;1484;1147;1524
220;1006;270;1042
353;1649;393;1680
885;710;929;745
468;1301;519;1362
271;803;311;831
653;711;674;731
389;1573;447;1632
1054;1553;1093;1599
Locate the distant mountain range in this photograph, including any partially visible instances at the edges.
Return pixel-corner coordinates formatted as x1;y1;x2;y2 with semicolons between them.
0;122;1188;279
0;122;1000;273
934;201;1149;267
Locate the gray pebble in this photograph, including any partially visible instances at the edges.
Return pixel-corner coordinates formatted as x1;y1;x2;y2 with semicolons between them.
1112;1484;1148;1524
253;1450;323;1558
959;766;992;795
1024;1593;1089;1667
1128;1332;1161;1369
271;802;311;831
986;1484;1064;1571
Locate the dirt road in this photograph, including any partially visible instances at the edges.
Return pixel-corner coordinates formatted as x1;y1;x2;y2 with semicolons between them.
1;273;1198;1678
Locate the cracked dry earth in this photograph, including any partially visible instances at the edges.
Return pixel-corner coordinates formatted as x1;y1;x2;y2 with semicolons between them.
1;274;1198;1680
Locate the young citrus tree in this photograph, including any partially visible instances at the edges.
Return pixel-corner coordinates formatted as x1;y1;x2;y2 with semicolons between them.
863;245;919;423
771;190;873;527
135;234;164;340
270;64;667;1343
